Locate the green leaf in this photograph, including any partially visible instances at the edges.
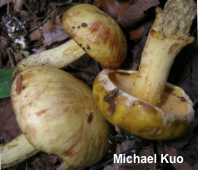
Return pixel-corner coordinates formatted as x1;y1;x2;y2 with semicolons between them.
0;68;15;98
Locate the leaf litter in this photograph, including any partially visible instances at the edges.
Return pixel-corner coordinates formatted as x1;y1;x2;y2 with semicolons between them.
0;0;197;170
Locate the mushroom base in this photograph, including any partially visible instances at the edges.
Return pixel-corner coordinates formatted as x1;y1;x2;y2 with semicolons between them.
93;69;194;140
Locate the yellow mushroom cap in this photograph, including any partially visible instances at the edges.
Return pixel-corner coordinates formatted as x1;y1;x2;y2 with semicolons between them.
11;66;111;168
62;4;127;69
93;69;194;140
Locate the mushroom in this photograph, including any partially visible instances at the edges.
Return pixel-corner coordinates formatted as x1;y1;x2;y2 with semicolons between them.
92;0;196;140
1;66;112;168
12;4;127;77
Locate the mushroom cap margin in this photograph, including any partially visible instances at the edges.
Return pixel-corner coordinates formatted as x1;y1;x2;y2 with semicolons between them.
62;4;127;69
93;69;194;140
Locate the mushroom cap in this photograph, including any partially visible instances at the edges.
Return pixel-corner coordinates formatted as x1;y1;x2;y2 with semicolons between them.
93;69;194;140
11;66;111;168
62;4;127;69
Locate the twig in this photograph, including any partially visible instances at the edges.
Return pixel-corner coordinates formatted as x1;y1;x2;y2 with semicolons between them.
51;0;73;7
7;48;15;67
28;9;56;34
7;2;9;14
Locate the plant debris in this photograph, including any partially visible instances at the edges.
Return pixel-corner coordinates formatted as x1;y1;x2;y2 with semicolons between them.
103;88;120;115
94;0;160;40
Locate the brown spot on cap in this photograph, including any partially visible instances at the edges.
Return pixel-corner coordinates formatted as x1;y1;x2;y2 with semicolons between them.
87;112;93;123
81;23;87;27
36;109;49;117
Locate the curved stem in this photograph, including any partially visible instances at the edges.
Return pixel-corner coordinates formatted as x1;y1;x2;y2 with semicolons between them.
131;0;196;106
12;39;86;77
1;134;39;168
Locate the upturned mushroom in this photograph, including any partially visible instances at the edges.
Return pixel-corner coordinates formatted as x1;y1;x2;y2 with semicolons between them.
1;66;112;168
93;0;196;140
12;4;127;77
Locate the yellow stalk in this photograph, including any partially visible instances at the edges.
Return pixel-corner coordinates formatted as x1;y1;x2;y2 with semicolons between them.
1;134;38;168
131;0;196;106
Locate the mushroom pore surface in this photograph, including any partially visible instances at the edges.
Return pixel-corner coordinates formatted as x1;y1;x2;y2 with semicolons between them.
93;69;194;140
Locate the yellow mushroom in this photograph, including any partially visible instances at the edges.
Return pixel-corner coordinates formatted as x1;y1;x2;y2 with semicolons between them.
92;0;196;140
93;69;194;140
12;4;127;77
1;66;111;168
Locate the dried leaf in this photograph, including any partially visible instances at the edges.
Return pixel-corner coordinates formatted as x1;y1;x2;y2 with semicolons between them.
165;145;198;170
29;13;70;47
117;0;160;30
0;98;20;142
13;0;23;11
94;0;130;20
0;0;12;8
93;0;144;40
64;54;101;87
104;88;120;115
103;141;155;170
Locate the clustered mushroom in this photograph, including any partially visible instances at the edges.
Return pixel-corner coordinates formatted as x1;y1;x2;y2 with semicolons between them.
1;0;197;169
3;4;127;168
1;66;112;168
93;0;196;140
12;4;127;77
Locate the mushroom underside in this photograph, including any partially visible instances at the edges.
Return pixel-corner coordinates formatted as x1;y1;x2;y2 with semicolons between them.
93;69;194;140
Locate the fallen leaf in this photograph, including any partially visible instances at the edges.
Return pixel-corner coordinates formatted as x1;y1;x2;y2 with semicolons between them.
29;15;70;47
103;141;155;170
0;0;13;8
165;145;198;170
117;0;160;30
0;98;20;142
13;0;23;11
103;88;120;115
94;0;131;20
93;0;146;40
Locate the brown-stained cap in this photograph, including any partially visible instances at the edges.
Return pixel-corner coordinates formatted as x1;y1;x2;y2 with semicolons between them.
62;4;127;69
93;69;194;140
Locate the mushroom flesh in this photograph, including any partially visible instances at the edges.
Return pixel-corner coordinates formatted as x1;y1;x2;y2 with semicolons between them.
92;0;196;140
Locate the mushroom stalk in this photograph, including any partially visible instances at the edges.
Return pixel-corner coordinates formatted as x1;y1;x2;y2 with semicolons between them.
6;66;112;168
131;0;196;106
12;39;85;77
12;4;127;77
1;134;38;168
92;0;195;140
